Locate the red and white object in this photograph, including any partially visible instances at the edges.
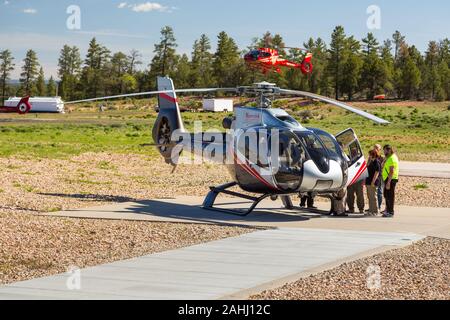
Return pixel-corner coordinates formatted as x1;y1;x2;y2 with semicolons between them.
4;97;64;113
0;97;32;114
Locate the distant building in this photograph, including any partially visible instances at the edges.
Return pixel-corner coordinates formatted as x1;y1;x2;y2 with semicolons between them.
5;97;65;113
203;99;234;113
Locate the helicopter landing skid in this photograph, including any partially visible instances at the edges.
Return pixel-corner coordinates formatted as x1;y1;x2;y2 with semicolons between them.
202;182;294;217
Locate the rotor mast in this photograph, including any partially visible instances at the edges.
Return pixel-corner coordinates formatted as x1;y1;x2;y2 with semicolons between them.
237;81;280;109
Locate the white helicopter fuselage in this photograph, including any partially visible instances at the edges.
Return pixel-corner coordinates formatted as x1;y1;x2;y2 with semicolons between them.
217;106;367;195
153;77;369;197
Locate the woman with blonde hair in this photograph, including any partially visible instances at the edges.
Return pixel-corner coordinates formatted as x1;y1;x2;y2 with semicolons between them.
365;149;381;216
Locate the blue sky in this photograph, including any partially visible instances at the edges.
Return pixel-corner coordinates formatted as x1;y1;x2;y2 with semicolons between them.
1;0;449;79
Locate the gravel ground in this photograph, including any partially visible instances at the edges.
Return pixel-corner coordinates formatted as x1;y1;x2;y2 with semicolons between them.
251;237;450;300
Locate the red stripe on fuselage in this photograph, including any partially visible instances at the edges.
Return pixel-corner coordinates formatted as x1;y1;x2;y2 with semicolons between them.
350;161;367;185
159;93;178;104
233;152;279;191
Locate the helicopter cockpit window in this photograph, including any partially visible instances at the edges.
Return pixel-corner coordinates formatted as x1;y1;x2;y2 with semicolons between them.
336;129;363;165
296;132;330;174
251;50;260;58
261;52;271;58
272;131;304;191
309;129;343;159
349;142;363;162
276;115;299;126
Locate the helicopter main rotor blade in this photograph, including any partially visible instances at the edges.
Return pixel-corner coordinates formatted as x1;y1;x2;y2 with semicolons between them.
279;89;390;125
63;88;237;105
282;46;308;52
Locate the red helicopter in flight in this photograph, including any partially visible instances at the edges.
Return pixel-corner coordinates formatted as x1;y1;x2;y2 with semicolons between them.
244;47;313;75
0;97;32;114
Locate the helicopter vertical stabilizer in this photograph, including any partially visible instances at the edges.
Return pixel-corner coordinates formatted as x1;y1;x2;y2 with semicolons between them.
152;76;186;165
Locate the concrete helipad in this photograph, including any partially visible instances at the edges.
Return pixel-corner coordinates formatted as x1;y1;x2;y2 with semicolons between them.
401;161;450;179
41;196;450;239
2;194;447;300
0;227;424;300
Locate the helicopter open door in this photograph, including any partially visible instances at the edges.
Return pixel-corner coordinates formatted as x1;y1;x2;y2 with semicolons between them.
335;129;368;186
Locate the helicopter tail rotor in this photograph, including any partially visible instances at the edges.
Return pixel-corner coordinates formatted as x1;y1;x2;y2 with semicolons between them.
300;52;314;75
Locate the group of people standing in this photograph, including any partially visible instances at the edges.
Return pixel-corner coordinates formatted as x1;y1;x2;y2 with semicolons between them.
346;144;400;218
302;145;400;218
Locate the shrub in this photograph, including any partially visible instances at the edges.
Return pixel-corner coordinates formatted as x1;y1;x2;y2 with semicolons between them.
298;110;314;121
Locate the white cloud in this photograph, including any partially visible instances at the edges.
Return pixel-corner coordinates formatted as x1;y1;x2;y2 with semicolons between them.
131;2;168;12
23;8;37;14
117;2;172;13
4;1;10;5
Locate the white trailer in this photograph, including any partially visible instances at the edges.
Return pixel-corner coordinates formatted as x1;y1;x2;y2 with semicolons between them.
5;97;65;113
203;99;233;112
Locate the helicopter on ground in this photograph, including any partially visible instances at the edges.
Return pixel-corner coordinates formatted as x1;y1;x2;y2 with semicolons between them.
244;47;313;75
0;97;31;114
63;77;389;216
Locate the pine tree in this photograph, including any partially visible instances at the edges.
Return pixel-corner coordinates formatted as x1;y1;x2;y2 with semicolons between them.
58;45;82;100
341;36;363;100
423;41;441;99
47;76;57;96
110;52;130;94
0;49;15;104
191;34;213;87
150;26;178;77
437;60;449;100
272;34;286;56
36;67;46;96
127;49;142;75
259;31;273;48
380;40;395;96
409;45;426;99
20;49;40;96
213;31;240;87
438;39;449;65
362;32;379;56
392;30;406;63
173;54;191;88
438;39;450;100
328;26;347;99
360;33;387;99
82;38;110;97
401;56;421;99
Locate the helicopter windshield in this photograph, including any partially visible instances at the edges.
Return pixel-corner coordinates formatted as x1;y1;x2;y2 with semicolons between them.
296;131;330;174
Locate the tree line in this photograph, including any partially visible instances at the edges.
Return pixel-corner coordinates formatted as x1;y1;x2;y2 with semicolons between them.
0;25;449;104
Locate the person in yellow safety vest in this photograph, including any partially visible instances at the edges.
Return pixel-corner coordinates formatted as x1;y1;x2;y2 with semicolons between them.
382;145;400;218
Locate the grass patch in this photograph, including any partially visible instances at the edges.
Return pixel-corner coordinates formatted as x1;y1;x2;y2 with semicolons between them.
0;100;448;162
97;161;117;171
414;183;429;190
64;178;112;186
